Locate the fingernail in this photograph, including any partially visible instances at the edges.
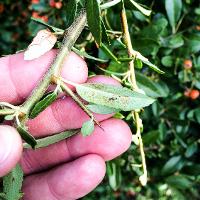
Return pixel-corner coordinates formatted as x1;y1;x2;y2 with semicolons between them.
0;130;12;165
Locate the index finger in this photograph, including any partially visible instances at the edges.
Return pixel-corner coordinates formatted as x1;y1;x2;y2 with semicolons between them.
0;50;88;104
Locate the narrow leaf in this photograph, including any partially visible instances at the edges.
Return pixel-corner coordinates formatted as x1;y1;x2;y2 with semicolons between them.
101;0;121;10
165;0;182;32
107;162;122;191
30;92;57;119
87;104;119;114
86;0;102;45
76;83;155;111
101;19;110;45
17;125;37;149
128;0;151;16
72;47;108;62
142;59;164;74
132;50;164;73
100;43;120;63
31;17;63;32
3;164;24;200
65;0;77;27
23;130;79;149
81;119;95;136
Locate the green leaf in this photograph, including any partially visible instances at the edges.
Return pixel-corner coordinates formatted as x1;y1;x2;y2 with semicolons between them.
107;161;122;191
161;56;173;67
87;104;119;114
23;130;79;149
161;156;183;175
142;59;164;74
17;125;37;149
65;0;77;27
29;92;57;119
100;43;119;63
3;164;24;200
158;121;167;141
0;193;6;199
186;34;200;53
72;47;108;62
31;17;63;32
185;143;198;158
101;18;110;45
86;0;102;45
128;0;151;16
165;0;182;32
166;175;192;190
194;108;200;124
136;72;168;98
4;114;15;121
101;0;121;10
81;119;95;136
76;83;155;111
143;130;159;145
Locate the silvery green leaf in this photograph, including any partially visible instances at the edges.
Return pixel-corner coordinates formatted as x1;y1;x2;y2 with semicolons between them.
3;164;24;200
81;119;95;136
23;130;79;149
76;83;155;111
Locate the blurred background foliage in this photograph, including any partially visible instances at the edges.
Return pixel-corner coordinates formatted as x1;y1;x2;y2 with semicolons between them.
0;0;200;199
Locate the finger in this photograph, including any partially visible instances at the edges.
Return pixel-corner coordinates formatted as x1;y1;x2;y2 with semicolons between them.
20;118;132;175
22;154;105;200
27;75;121;137
0;50;88;104
0;125;23;177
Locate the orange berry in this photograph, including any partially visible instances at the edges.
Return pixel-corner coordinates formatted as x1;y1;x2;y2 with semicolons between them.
196;25;200;31
49;0;56;7
189;90;199;100
0;3;4;13
40;15;48;22
183;59;192;70
55;2;62;9
32;0;40;4
32;11;40;18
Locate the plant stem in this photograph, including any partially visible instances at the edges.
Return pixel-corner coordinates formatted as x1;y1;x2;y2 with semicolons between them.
21;9;87;114
120;2;147;186
58;79;101;128
0;109;15;116
120;4;138;90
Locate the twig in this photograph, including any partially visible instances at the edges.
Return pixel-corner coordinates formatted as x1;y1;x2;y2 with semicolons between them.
56;78;102;128
120;1;147;186
20;9;87;115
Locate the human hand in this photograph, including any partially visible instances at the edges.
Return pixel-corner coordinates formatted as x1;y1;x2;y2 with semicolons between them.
0;50;132;200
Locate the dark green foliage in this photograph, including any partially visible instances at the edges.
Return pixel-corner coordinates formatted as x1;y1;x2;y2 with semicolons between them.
29;91;57;119
0;0;200;199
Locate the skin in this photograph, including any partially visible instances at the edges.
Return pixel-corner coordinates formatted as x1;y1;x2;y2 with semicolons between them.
0;50;132;200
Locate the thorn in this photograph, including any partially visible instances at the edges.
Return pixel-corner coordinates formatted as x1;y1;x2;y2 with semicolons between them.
94;118;105;131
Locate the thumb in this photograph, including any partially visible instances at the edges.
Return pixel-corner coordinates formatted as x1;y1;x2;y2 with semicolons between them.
0;125;23;177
